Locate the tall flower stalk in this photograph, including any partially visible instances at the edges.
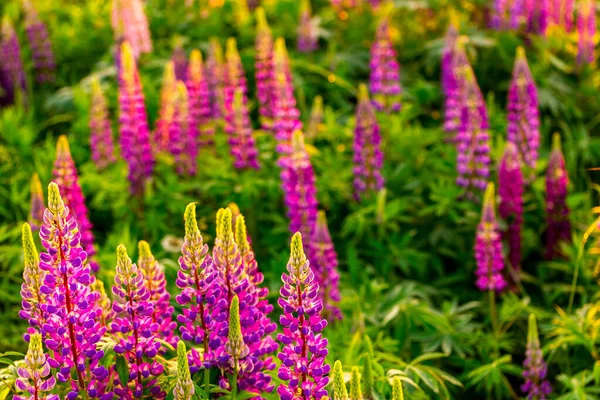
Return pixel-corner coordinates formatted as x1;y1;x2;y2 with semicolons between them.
1;17;27;101
521;314;552;399
577;0;596;65
442;23;460;134
111;0;152;59
169;82;197;176
332;360;349;400
172;45;188;82
14;333;58;400
297;0;318;53
369;17;401;113
173;341;194;400
186;49;214;149
225;89;260;169
306;95;323;139
155;61;177;154
90;78;116;170
545;133;570;259
20;223;46;335
29;173;44;232
206;38;225;119
549;0;574;31
525;0;549;35
23;0;55;83
255;8;275;130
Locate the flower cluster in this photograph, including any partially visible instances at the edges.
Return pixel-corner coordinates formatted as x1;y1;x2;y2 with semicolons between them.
90;78;116;170
225;89;260;169
23;1;55;83
169;82;197;176
499;142;524;274
14;333;58;400
442;21;460;133
19;223;46;334
297;0;318;53
525;0;549;35
474;183;506;292
172;45;188;82
186;49;214;149
53;135;99;272
369;18;401;113
277;232;330;400
29;173;44;232
332;360;349;399
1;17;26;101
155;61;177;154
206;38;225;119
353;84;384;200
111;0;152;59
577;0;596;65
306;95;323;139
521;314;552;399
549;0;574;31
255;8;275;130
545;133;571;259
173;341;194;400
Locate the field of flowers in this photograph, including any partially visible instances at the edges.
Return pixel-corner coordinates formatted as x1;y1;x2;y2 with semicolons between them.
1;0;600;398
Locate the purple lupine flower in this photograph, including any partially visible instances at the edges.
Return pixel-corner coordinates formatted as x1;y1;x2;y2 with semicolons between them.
38;183;108;398
206;38;225;119
545;133;571;259
369;17;401;113
117;41;154;195
172;45;188;82
308;211;342;320
14;333;59;400
577;0;596;65
255;8;275;131
20;223;46;334
510;0;525;29
549;0;574;31
507;47;540;173
277;232;330;400
499;142;524;274
224;38;248;111
111;244;165;399
225;89;260;169
353;84;385;200
474;183;507;292
111;0;152;59
90;78;116;170
154;61;177;154
442;21;460;134
297;0;318;53
521;314;552;399
272;38;303;159
281;130;319;240
525;0;549;35
53;136;99;273
186;49;214;150
1;17;27;100
138;240;177;346
169;82;197;176
23;0;55;83
29;173;44;232
491;0;509;29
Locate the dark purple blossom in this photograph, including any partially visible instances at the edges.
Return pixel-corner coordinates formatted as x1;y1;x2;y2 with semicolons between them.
521;314;552;399
90;79;116;170
369;18;401;113
23;0;55;83
545;133;571;259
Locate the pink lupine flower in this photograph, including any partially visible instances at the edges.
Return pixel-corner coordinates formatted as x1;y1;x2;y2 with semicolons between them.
549;0;574;31
225;89;260;169
111;0;152;59
169;82;197;176
206;38;225;119
499;142;524;273
90;78;117;170
297;0;318;53
14;333;59;400
29;173;44;232
524;0;549;35
154;61;177;154
545;133;571;259
577;0;596;65
255;8;275;130
369;17;402;113
23;0;55;83
186;49;214;149
442;20;460;133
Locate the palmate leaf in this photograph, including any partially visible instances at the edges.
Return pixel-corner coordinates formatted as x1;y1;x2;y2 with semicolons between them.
465;354;521;399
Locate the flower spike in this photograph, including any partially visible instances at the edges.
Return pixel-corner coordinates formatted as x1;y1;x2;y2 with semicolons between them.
19;223;46;334
186;49;214;149
369;17;401;113
332;360;349;400
1;17;27;103
173;341;194;400
14;333;58;400
350;366;363;400
111;0;152;58
29;173;44;232
391;377;404;400
545;133;570;259
255;7;275;130
521;314;552;399
23;0;55;83
90;78;116;170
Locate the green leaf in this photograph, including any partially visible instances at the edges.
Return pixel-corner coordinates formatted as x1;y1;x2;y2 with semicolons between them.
115;355;129;388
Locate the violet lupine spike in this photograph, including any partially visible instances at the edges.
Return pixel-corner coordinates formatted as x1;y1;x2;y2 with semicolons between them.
138;241;177;346
224;38;249;108
306;95;323;139
38;183;108;398
474;183;507;292
111;244;165;399
277;232;330;400
14;333;59;400
255;8;275;131
545;133;571;259
525;0;549;35
521;314;552;399
507;47;540;173
186;49;214;149
90;78;117;170
172;45;188;82
169;82;197;176
369;17;402;113
111;0;152;59
297;0;318;53
577;0;596;65
1;17;27;99
309;211;342;320
206;38;225;119
499;142;524;275
29;173;44;232
23;1;55;83
20;223;46;335
53;135;99;273
281;130;319;239
442;20;460;134
155;61;177;154
225;89;261;169
117;41;154;195
353;84;385;201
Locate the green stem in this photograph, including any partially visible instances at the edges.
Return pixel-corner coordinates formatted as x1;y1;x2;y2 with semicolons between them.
489;289;499;355
231;365;238;399
204;368;210;400
568;237;586;313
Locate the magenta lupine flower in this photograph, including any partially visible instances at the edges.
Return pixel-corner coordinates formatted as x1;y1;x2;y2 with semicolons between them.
309;211;342;320
507;48;540;173
38;183;108;398
545;133;571;259
521;314;552;399
281;130;319;240
29;173;44;232
155;61;177;154
186;49;214;149
53;136;99;273
14;333;59;400
224;38;249;111
225;89;261;169
353;84;385;201
20;223;46;334
525;0;549;35
1;17;27;99
255;8;275;131
273;38;303;159
442;21;460;133
90;78;116;170
111;244;165;399
369;17;401;113
111;0;152;59
474;183;507;292
577;0;596;65
169;82;197;176
499;142;524;273
172;45;188;82
117;42;154;195
277;232;330;400
509;0;525;29
297;0;318;53
549;0;574;31
138;240;177;346
23;1;55;83
206;38;225;119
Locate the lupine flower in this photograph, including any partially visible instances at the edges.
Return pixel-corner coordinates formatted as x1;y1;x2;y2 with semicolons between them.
173;341;194;400
225;89;260;169
111;0;152;59
297;0;318;53
474;183;506;292
90;78;116;170
206;38;225;119
155;61;177;154
111;244;165;399
442;20;460;133
117;41;154;195
491;0;510;29
29;173;44;232
176;203;219;371
186;49;214;149
521;314;552;399
507;47;540;172
14;333;58;400
90;279;113;328
225;295;249;378
306;95;323;139
499;142;524;273
577;0;596;64
53;135;99;273
309;211;342;320
353;84;385;200
350;366;363;400
281;130;318;239
391;377;404;400
1;17;27;99
170;82;197;176
545;133;571;259
20;223;46;334
23;1;55;83
549;0;574;31
273;38;303;158
277;232;330;400
525;0;549;35
138;240;177;346
369;17;401;113
172;45;188;82
362;352;374;399
332;360;349;400
224;38;248;110
255;8;275;130
38;183;108;398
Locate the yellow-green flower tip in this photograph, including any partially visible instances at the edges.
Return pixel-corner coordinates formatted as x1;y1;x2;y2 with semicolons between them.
138;240;152;260
229;295;242;339
291;232;306;264
174;340;194;400
363;352;374;396
552;132;562;153
516;46;526;60
176;81;188;101
47;182;65;215
31;173;42;197
27;332;43;360
56;135;72;161
391;377;404;400
235;215;250;255
527;313;539;345
358;84;370;102
350;366;363;400
226;37;239;59
234;88;243;109
483;182;495;211
228;202;241;216
210;38;224;63
22;223;39;268
189;49;203;81
332;360;349;400
448;8;460;28
312;95;323;111
184;203;199;239
117;244;128;262
256;7;269;31
301;0;312;13
164;60;175;83
274;37;288;57
120;41;135;76
291;130;306;153
91;76;102;97
219;207;233;240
